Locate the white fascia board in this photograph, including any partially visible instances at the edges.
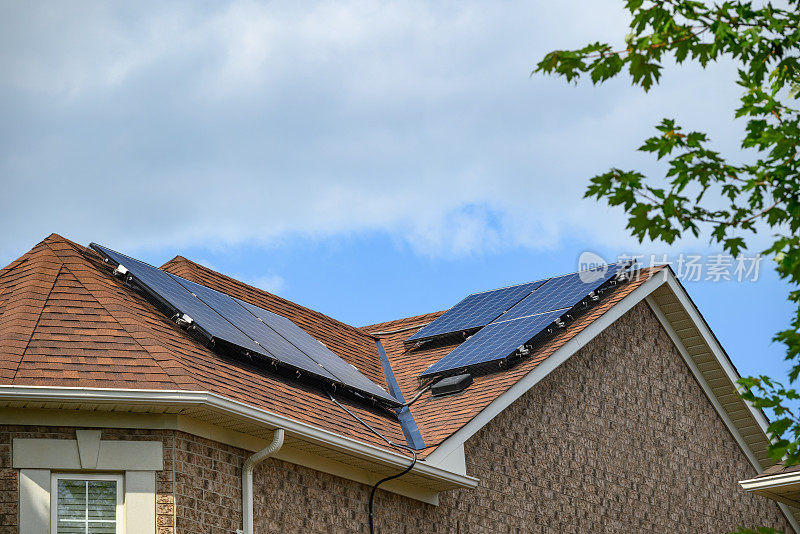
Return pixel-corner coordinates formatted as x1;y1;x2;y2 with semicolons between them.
0;385;476;490
739;471;800;534
426;269;669;465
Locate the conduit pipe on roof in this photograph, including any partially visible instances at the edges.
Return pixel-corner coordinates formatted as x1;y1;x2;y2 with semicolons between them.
368;322;430;336
241;428;284;534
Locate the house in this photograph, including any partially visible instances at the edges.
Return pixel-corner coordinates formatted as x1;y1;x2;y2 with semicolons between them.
0;233;795;533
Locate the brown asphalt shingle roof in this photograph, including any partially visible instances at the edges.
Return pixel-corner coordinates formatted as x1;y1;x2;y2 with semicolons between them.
0;233;661;457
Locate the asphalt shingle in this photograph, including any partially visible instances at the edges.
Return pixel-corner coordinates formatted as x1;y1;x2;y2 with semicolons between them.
0;233;662;457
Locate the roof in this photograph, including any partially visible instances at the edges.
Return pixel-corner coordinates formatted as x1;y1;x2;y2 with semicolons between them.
0;234;751;465
362;270;659;448
0;234;662;457
740;463;800;511
0;234;405;449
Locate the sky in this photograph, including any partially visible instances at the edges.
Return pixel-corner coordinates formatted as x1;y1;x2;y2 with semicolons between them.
0;1;795;394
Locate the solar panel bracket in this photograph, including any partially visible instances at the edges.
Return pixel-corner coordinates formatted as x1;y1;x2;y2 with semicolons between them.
173;313;194;327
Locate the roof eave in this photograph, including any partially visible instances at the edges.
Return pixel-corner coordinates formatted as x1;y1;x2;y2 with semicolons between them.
0;384;477;500
741;472;800;509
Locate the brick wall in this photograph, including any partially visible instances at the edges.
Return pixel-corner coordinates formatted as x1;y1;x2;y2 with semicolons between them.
0;301;792;532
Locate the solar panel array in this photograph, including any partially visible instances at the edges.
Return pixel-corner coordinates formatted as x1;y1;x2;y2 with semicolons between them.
420;310;564;377
496;263;627;323
407;279;548;342
91;243;399;406
418;262;632;379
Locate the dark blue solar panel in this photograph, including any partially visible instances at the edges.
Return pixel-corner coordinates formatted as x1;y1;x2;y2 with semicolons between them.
420;310;564;377
496;263;628;322
407;279;548;341
236;298;395;402
91;243;398;405
91;244;264;353
169;274;337;380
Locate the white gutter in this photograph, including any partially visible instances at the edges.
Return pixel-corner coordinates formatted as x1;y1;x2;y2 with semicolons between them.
740;471;800;492
0;385;477;490
241;428;284;534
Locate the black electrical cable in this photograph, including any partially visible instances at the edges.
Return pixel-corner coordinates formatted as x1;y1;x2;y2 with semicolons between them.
399;385;430;408
366;448;416;533
325;389;418;534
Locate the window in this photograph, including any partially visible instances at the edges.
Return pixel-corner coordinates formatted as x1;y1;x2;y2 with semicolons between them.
50;473;123;534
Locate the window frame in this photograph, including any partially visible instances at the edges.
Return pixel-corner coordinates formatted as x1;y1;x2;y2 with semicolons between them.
49;472;124;534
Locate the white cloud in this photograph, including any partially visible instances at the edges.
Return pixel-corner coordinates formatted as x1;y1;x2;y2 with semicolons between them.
0;0;756;266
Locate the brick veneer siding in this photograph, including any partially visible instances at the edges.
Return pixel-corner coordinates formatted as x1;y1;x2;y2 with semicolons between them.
0;302;792;532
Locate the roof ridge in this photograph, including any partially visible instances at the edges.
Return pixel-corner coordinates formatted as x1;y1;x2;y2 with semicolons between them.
162;255;378;342
45;246;183;390
0;243;64;382
41;240;195;390
0;235;64;280
361;310;445;333
10;265;63;382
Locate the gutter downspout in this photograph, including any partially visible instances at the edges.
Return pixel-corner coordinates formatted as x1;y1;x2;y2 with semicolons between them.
241;428;285;534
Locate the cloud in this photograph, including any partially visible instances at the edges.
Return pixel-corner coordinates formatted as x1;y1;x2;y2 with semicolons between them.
0;0;753;266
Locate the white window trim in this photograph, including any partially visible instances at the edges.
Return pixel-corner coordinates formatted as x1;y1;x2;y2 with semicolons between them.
50;473;123;534
16;431;159;534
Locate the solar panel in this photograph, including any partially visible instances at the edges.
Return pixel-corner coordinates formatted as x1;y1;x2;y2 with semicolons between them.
496;263;628;323
235;298;396;402
420;310;564;378
407;279;548;342
91;244;265;353
90;243;398;406
169;274;336;380
417;262;634;379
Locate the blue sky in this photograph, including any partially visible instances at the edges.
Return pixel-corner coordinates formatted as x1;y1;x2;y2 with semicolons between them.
0;1;794;390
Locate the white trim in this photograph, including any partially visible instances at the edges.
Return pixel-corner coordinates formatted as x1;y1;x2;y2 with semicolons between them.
75;430;101;469
13;438;163;471
20;469;50;534
430;444;466;475
427;270;668;464
0;385;477;492
0;408;442;504
50;472;123;534
741;471;800;492
124;471;156;534
739;472;800;532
